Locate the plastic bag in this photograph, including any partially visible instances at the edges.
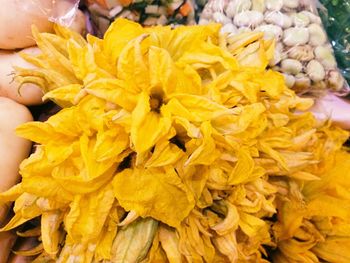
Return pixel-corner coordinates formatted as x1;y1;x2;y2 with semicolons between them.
19;0;81;27
318;0;350;88
199;0;349;96
84;0;199;37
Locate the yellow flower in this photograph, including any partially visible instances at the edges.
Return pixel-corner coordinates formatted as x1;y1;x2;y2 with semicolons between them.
2;18;350;262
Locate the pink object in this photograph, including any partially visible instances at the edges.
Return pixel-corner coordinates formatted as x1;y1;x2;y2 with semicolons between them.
310;92;350;130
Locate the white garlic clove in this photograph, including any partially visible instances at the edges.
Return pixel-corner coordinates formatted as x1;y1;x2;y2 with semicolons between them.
314;46;337;69
220;23;238;34
327;70;345;91
275;42;284;52
200;7;213;20
281;58;303;75
294;74;311;93
234;11;264;28
291;12;310;27
300;11;322;25
265;0;283;11
255;24;283;40
282;73;296;88
321;58;337;70
287;45;314;61
283;27;309;46
252;0;266;12
306;60;326;82
312;80;326;90
199;18;209;25
213;12;232;24
308;23;327;46
225;0;252;18
208;0;226;12
283;0;299;9
265;11;292;28
314;46;332;60
299;0;313;6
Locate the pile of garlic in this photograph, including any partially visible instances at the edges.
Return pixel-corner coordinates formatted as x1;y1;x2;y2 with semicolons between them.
199;0;348;95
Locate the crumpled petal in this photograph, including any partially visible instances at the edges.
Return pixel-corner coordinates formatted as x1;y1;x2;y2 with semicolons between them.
112;167;195;228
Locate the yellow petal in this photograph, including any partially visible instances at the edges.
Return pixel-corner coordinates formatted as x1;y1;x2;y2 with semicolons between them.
145;139;185;167
103;18;144;65
42;84;83;107
212;103;266;135
0;183;23;203
112;167;195;228
159;226;182;263
185;122;219;166
312;237;350;263
131;92;172;153
41;211;63;256
228;148;256;185
149;46;174;94
239;212;266;237
211;201;239;235
117;34;150;92
64;185;115;243
94;128;129;162
94;205;119;261
85;78;137;111
166;94;231;122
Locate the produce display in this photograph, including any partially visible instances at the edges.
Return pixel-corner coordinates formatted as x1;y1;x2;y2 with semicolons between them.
0;1;350;262
0;18;349;262
86;0;204;36
199;0;349;96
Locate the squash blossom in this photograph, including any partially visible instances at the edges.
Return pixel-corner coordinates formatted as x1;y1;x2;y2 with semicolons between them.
1;18;350;262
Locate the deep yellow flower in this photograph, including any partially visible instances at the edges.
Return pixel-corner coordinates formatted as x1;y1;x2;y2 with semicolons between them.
1;18;350;263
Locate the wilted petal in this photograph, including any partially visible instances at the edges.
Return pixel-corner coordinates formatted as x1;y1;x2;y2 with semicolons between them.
112;167;195;228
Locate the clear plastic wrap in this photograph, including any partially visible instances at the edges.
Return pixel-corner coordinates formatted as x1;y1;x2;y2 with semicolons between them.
318;0;350;89
19;0;81;27
199;0;349;96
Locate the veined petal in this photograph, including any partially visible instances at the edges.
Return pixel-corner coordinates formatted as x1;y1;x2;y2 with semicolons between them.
185;122;219;166
42;84;83;107
159;226;182;263
94;204;119;261
212;103;266;135
149;46;174;94
117;34;150;93
41;211;63;256
112;167;195;228
228;148;255;185
153;23;220;61
94;128;129;162
64;185;115;243
131;92;171;153
85;78;137;111
145;139;185;167
166;94;231;122
238;212;266;237
103;18;144;64
16;122;61;145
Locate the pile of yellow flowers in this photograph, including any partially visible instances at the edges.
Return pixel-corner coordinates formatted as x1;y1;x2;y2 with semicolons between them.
1;18;350;262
